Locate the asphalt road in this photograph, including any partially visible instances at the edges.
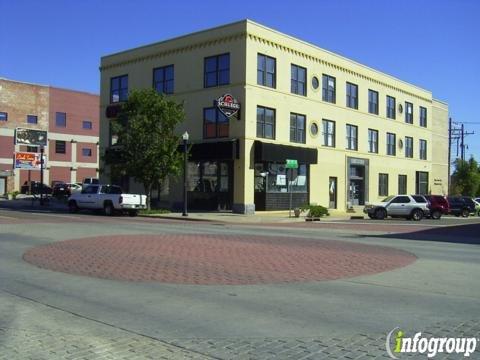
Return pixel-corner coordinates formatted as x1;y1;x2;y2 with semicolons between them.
0;208;479;359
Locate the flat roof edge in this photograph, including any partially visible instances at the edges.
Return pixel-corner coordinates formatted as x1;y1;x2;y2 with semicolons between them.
245;20;432;96
101;19;249;60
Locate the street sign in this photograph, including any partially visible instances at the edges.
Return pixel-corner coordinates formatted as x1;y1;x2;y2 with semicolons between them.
285;159;298;169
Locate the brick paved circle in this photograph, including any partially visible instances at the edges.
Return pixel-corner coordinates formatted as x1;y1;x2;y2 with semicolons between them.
23;234;416;285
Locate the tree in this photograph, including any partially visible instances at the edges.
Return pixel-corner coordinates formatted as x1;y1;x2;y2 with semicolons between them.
450;157;480;196
105;89;185;210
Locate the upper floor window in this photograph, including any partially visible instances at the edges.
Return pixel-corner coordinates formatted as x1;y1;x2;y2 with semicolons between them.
256;106;275;139
290;113;306;144
82;120;93;130
0;112;7;121
110;75;128;103
405;102;413;124
405;136;413;158
82;148;92;157
420;106;427;127
346;124;358;150
55;112;66;127
204;53;230;88
257;54;276;88
346;82;358;109
368;129;378;153
55;140;66;154
322;74;336;103
387;132;396;155
386;96;396;119
153;65;174;94
322;119;335;147
419;139;427;160
27;115;38;124
27;146;38;152
203;107;228;139
291;64;306;96
368;90;379;115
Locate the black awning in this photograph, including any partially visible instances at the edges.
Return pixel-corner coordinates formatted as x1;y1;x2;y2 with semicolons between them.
182;139;239;161
254;141;317;164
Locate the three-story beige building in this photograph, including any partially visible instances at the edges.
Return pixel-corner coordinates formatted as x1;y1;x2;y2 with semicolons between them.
99;20;448;213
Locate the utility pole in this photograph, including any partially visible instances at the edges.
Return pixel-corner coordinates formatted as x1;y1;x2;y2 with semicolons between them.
460;123;465;161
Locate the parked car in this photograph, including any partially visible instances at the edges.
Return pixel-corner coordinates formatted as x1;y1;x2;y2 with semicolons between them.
82;177;99;187
447;196;476;217
473;199;480;216
20;181;53;195
68;184;147;216
424;195;450;220
52;182;83;198
363;195;429;221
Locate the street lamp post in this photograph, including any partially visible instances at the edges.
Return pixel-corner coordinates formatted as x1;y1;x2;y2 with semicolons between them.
182;131;189;217
39;146;44;206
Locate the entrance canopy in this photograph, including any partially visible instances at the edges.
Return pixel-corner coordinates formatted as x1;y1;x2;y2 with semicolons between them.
254;141;318;164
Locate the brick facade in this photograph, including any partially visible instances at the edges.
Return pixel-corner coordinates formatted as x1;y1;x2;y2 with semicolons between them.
0;78;99;193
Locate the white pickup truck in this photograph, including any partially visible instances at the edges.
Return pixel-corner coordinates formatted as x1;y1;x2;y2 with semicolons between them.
68;184;147;216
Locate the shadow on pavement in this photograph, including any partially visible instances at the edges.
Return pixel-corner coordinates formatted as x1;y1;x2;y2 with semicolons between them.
365;222;480;245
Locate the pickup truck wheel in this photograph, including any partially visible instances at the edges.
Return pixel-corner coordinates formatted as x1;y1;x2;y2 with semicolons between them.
68;200;79;213
375;208;386;220
104;202;114;216
461;208;470;218
411;209;424;221
430;210;442;220
128;210;138;217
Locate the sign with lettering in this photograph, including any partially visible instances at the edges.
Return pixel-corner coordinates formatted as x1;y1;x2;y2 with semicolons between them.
14;152;46;170
216;93;240;117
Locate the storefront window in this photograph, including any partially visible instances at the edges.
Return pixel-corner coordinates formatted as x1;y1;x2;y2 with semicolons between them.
254;162;307;193
187;161;230;192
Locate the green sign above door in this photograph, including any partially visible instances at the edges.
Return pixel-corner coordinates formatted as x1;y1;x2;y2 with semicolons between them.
285;159;298;169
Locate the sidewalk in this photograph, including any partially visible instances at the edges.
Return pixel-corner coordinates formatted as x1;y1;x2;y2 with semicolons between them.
0;198;360;223
142;209;357;223
0;197;68;212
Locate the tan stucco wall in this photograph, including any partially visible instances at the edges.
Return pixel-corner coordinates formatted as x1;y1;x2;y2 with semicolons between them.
99;19;449;212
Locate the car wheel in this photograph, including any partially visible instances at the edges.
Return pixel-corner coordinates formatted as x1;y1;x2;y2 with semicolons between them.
431;210;442;220
411;209;424;221
68;200;78;213
375;208;386;220
128;210;138;217
461;209;469;218
104;202;114;216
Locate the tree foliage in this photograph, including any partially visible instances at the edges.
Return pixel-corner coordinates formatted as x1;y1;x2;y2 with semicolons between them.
451;157;480;196
105;89;185;209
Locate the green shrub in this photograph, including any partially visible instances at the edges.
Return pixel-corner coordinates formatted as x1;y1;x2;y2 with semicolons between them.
300;204;329;218
9;191;20;199
139;208;170;215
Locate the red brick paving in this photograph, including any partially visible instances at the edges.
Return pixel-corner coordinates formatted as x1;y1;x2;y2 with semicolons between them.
23;234;416;285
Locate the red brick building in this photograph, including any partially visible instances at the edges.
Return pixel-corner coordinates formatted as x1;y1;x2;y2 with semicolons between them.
0;78;99;195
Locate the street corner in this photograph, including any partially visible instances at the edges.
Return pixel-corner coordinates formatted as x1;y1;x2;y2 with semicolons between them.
22;233;417;285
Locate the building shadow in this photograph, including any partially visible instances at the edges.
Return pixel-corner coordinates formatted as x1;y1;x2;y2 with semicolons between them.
363;222;480;245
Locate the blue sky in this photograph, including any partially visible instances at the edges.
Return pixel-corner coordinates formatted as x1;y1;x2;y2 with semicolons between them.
1;0;479;160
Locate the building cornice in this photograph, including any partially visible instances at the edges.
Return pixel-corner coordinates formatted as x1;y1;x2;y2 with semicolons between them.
99;32;248;72
247;33;432;104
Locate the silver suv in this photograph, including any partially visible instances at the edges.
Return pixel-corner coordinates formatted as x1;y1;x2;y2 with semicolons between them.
363;195;430;221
